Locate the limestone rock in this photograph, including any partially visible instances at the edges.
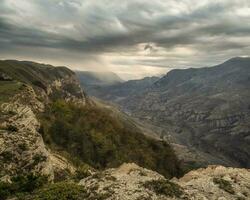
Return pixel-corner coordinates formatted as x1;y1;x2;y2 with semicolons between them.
79;163;250;200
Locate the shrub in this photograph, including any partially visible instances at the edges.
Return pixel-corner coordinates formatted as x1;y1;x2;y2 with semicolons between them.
0;174;48;200
25;182;89;200
143;179;184;198
0;182;12;200
74;165;93;181
11;174;48;193
213;177;235;194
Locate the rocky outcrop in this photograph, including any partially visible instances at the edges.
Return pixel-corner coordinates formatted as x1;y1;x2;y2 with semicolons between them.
79;163;186;200
79;163;250;200
0;102;54;180
177;165;250;200
0;60;86;182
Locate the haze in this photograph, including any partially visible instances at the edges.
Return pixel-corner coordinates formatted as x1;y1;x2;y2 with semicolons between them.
0;0;250;79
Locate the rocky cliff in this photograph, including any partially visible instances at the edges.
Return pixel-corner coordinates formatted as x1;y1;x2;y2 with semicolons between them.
0;60;85;181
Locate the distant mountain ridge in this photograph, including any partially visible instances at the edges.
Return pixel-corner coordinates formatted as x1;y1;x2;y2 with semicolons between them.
87;57;250;168
78;75;159;102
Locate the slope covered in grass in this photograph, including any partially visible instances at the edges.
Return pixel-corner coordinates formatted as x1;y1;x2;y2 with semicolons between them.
39;100;182;178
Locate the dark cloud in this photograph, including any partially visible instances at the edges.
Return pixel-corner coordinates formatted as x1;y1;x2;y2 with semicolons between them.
0;0;250;79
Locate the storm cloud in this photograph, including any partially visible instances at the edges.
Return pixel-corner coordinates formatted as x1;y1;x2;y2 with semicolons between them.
0;0;250;79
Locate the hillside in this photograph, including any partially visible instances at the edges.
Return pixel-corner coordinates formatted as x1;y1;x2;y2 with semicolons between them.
112;57;250;168
0;60;182;199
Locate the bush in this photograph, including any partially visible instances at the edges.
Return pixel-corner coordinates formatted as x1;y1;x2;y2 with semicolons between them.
143;179;184;198
213;177;235;194
0;174;48;200
0;182;12;200
25;182;89;200
74;165;93;181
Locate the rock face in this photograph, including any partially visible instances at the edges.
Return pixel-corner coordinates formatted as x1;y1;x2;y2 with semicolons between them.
0;102;54;180
79;163;250;200
95;57;250;168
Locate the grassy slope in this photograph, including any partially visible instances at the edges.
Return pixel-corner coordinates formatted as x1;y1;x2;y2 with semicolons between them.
0;81;22;103
0;60;73;85
39;100;182;178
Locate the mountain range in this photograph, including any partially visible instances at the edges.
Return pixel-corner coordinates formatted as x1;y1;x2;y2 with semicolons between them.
80;57;250;169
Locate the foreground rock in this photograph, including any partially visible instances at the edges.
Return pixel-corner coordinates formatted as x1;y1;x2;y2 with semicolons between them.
80;163;250;200
178;165;250;200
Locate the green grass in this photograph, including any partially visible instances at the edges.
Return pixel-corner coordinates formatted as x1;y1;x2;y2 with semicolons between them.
0;81;22;103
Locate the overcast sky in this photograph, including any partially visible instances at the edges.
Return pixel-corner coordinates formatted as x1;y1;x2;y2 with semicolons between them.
0;0;250;79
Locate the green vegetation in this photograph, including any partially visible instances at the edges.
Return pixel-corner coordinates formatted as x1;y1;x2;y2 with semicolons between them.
213;177;235;194
0;60;73;87
143;179;184;198
39;100;181;178
24;182;88;200
74;164;94;181
0;60;82;102
0;174;48;200
24;182;111;200
0;81;22;103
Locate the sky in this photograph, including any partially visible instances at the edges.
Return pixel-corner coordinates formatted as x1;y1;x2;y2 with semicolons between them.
0;0;250;80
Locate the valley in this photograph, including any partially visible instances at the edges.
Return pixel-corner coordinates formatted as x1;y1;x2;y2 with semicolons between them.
78;57;250;169
0;59;249;200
